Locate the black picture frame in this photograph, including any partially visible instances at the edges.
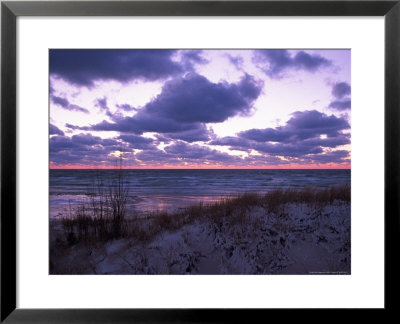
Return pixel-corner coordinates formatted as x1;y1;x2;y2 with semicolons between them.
1;0;399;322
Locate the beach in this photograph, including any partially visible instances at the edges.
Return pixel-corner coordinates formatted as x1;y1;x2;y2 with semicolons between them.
48;49;352;275
50;185;350;275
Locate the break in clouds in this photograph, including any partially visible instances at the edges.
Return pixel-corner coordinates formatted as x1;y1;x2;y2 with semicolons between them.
49;49;351;168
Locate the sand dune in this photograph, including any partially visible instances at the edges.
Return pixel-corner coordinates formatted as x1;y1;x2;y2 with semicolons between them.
50;196;350;275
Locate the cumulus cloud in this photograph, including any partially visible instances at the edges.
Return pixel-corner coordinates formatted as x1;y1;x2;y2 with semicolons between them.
332;82;351;99
211;110;350;160
50;94;89;114
305;150;350;164
180;50;209;70
50;133;157;166
253;50;331;78
239;110;349;142
55;108;351;166
157;125;215;143
49;124;64;136
50;134;118;153
165;142;238;161
328;99;351;110
141;73;262;123
116;103;138;112
49;49;350;168
95;97;108;111
328;81;351;111
75;115;194;134
132;141;242;166
95;97;114;117
50;49;183;87
69;73;263;137
118;134;154;150
226;54;244;70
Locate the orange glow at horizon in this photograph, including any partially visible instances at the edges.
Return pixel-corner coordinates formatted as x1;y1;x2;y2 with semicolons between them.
50;162;351;170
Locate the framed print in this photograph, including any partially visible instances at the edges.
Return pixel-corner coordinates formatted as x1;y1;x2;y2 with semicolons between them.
48;48;352;276
1;0;399;322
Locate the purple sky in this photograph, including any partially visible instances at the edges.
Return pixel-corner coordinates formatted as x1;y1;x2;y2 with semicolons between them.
49;49;351;169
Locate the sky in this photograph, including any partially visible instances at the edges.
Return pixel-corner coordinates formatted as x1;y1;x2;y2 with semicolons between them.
49;49;351;169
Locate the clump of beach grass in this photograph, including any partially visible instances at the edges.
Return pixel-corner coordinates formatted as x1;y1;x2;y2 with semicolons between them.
60;158;130;244
59;184;350;246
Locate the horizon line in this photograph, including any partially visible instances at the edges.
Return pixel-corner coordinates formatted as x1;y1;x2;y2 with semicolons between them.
50;167;351;170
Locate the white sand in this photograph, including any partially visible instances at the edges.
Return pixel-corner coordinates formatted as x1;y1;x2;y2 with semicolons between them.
50;201;350;274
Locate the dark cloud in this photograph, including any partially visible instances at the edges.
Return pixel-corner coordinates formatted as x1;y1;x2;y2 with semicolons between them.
252;142;324;157
49;50;350;168
211;110;350;159
212;139;322;157
95;97;108;111
51;95;69;107
211;137;350;162
76;115;194;134
284;110;349;136
132;144;289;167
65;123;84;130
51;94;89;114
70;73;263;139
65;109;349;165
50;49;183;87
181;50;209;68
50;133;120;153
239;110;349;142
253;50;331;77
209;136;251;151
95;97;113;117
49;83;55;95
164;142;240;162
50;133;157;166
118;134;154;150
328;82;351;111
131;141;241;166
294;51;331;71
142;73;262;123
116;103;138;112
157;125;214;143
251;134;350;158
71;133;112;146
133;139;350;167
300;134;350;148
332;82;351;99
213;135;349;157
50;135;85;154
238;128;291;143
329;99;351;111
226;54;244;70
49;124;64;136
304;150;350;164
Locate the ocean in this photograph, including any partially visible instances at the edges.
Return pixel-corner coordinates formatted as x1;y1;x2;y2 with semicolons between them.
49;169;350;218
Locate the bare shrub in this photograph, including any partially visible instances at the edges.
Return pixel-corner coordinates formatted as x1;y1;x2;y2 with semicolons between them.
60;158;130;243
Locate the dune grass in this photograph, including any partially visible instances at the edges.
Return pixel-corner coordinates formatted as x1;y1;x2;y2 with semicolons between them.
59;184;350;246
